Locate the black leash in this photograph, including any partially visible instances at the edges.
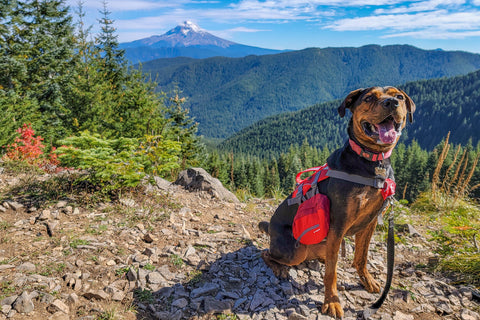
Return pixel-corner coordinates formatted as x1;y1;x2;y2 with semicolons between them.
360;198;395;319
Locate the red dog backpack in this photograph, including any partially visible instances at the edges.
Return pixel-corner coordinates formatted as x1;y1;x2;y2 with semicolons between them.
288;165;331;245
292;192;330;245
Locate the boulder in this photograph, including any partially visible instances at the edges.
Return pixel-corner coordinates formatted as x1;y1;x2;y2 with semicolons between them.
174;168;239;203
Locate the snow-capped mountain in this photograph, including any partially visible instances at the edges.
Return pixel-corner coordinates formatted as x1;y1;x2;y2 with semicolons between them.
120;21;283;62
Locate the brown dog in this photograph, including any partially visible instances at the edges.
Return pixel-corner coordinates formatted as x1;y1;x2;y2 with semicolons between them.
259;86;415;318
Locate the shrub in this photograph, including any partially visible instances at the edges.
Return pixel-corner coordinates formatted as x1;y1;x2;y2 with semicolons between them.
55;132;147;192
2;124;61;173
139;134;181;178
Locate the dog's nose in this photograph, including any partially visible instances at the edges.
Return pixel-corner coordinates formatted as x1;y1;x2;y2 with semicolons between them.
383;98;399;109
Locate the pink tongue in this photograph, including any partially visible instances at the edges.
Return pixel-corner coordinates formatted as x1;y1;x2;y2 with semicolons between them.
376;121;397;144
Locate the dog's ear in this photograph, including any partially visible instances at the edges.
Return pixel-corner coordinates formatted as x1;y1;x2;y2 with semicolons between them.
399;89;416;123
338;88;365;118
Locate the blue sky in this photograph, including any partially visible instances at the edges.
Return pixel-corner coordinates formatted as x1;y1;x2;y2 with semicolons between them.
68;0;480;53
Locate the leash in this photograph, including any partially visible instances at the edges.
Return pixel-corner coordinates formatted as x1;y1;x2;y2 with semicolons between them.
360;197;395;319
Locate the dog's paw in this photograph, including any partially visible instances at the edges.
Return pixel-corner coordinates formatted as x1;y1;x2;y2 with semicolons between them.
321;300;344;318
261;250;290;279
359;272;381;293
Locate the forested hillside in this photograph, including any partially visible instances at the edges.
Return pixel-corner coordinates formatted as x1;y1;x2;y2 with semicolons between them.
219;69;480;155
142;45;480;138
0;0;200;182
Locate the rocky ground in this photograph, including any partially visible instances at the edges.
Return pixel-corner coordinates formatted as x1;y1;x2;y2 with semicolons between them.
0;169;479;320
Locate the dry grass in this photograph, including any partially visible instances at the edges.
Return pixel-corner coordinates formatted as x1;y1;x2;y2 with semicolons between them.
430;131;480;207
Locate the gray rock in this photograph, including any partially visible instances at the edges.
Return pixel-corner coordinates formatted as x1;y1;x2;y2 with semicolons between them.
280;282;294;295
154;311;171;320
203;296;233;314
49;311;70;320
13;291;34;314
47;299;70;314
169;310;184;320
174;167;239;203
1;295;18;306
154;176;171;190
146;272;164;284
158;265;175;281
171;298;188;309
83;290;109;301
104;286;125;301
1;304;11;315
143;233;156;243
0;264;15;271
37;209;52;221
393;311;414;320
190;283;220;298
460;309;480;320
436;301;454;315
126;268;137;281
63;206;73;215
249;290;274;311
40;293;55;304
288;312;308;320
67;293;79;305
7;201;23;211
56;201;68;208
7;308;16;318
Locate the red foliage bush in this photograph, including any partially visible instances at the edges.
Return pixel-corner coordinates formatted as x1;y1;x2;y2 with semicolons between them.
2;124;62;173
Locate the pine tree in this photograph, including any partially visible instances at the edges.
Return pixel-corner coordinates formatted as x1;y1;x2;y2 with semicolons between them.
95;0;126;85
64;0;106;135
1;0;77;143
162;91;201;169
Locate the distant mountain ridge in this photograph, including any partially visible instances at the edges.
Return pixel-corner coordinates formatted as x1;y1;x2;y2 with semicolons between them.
140;44;480;138
120;21;283;62
219;69;480;154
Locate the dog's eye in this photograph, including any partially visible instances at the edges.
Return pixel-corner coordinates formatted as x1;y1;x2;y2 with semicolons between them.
364;96;374;102
396;94;404;100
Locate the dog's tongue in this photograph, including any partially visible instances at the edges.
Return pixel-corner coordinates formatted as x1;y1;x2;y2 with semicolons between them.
376;121;397;144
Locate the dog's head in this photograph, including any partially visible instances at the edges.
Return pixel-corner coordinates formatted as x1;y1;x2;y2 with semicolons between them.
338;86;415;153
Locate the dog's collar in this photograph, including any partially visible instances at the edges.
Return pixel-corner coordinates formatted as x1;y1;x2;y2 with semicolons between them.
349;139;392;162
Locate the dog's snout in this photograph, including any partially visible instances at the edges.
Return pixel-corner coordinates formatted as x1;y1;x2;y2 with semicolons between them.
383;98;399;109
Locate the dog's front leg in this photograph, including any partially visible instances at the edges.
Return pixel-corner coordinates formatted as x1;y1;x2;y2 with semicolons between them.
321;229;344;318
353;218;381;293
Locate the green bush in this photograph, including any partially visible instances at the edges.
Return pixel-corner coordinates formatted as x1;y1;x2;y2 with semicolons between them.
140;134;181;177
55;132;147;192
55;132;185;193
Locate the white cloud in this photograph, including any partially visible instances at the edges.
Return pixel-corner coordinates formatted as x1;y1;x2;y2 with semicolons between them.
67;0;184;11
374;0;466;14
212;26;271;39
326;10;480;34
382;29;480;39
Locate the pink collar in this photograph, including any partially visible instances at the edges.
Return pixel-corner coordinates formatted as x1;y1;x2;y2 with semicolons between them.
349;139;392;162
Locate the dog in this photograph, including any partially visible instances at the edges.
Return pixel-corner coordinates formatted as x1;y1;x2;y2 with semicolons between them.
258;86;415;318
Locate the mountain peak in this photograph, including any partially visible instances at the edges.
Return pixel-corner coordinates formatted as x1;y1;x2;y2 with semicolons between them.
181;21;201;33
167;21;204;37
120;21;283;61
127;21;234;48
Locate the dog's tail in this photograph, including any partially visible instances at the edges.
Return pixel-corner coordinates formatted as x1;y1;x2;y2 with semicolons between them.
258;221;270;235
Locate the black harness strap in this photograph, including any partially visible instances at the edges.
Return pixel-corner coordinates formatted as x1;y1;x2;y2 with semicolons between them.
326;169;386;189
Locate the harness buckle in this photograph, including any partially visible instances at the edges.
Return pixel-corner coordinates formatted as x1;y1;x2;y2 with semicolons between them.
373;177;385;189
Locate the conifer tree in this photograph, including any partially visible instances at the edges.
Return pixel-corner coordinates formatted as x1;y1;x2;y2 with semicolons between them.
16;0;76;142
96;0;126;85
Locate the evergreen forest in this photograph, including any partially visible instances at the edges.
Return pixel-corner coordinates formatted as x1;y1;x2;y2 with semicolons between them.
0;0;200;185
142;45;480;138
220;69;480;154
